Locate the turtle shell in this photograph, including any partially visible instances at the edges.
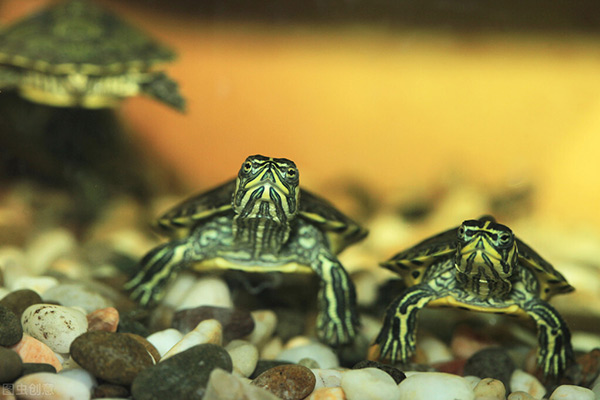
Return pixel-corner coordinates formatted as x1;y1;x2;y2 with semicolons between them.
0;0;174;74
154;179;367;254
381;218;574;301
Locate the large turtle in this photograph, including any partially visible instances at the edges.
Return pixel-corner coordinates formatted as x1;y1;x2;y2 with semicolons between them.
0;0;184;110
125;155;367;345
374;216;574;377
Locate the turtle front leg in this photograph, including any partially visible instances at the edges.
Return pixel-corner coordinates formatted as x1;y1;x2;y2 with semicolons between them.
522;298;573;378
311;250;359;346
374;285;437;364
124;239;193;306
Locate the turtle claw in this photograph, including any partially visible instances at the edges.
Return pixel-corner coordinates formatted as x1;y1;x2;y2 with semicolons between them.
316;310;357;347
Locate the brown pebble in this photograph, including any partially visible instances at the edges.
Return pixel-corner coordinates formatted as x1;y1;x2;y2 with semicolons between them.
92;383;130;399
87;307;119;333
123;333;161;363
252;364;316;400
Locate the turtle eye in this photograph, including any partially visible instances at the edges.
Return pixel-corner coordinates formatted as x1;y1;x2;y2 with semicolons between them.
499;233;512;244
287;167;298;179
457;226;466;240
243;162;252;172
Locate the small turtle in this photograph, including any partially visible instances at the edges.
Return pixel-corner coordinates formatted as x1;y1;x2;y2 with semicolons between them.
0;0;184;110
125;155;367;346
374;216;574;377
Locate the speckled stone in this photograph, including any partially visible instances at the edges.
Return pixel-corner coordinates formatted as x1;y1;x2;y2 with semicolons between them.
20;364;55;378
131;344;233;400
70;331;155;385
353;360;406;384
21;304;88;353
173;306;255;342
0;289;42;319
463;347;515;391
0;305;22;346
0;346;23;384
252;364;316;400
92;383;130;399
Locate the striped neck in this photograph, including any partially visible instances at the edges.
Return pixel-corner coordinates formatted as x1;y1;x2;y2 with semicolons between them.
232;217;290;257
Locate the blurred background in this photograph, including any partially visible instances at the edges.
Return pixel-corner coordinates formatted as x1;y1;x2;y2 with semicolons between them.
3;0;600;227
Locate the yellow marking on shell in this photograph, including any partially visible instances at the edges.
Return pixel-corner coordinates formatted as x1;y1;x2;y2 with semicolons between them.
190;257;314;274
428;296;529;318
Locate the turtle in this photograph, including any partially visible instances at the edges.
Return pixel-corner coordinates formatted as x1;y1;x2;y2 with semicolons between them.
125;154;368;346
0;0;184;111
374;215;574;378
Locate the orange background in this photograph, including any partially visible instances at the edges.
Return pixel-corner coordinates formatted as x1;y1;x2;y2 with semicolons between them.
3;1;600;226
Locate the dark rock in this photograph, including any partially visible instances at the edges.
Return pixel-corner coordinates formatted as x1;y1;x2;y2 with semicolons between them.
252;364;316;400
117;311;150;337
0;289;43;319
70;331;154;385
20;363;57;376
463;347;515;391
353;360;407;384
92;383;130;399
122;333;161;363
0;347;23;384
0;305;22;346
131;344;233;400
250;360;292;379
172;306;254;342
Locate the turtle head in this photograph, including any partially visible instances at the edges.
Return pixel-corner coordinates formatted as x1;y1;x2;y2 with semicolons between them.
233;155;300;225
455;217;518;298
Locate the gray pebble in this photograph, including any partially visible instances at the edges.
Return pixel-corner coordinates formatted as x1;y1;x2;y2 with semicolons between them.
463;347;516;391
0;346;23;384
0;305;22;347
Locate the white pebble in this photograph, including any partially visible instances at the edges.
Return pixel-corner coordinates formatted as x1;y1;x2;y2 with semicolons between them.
26;228;77;275
204;368;280;400
161;319;222;360
146;328;184;357
14;372;91;400
418;333;454;364
245;310;277;348
260;336;283;360
0;287;9;300
464;375;482;389
473;378;506;400
225;340;259;378
161;272;198;308
341;368;400;400
10;276;58;295
58;368;97;392
311;369;344;390
42;283;113;314
175;276;233;310
549;384;595;400
277;342;339;369
510;369;546;399
397;372;474;400
21;304;88;353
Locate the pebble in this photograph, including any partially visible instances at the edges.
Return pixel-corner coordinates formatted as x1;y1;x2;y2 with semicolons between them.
146;328;184;357
70;331;155;385
13;372;90;400
204;368;280;400
307;387;346;400
549;384;595;400
418;333;454;364
42;283;113;314
162;319;223;360
173;306;255;342
463;347;515;391
397;372;475;400
0;346;23;383
92;383;130;399
58;368;97;393
507;391;538;400
252;364;316;400
26;228;77;275
0;305;23;346
9;334;62;371
87;307;119;332
175;277;234;310
509;369;546;399
21;304;88;353
277;342;339;369
250;360;291;379
123;333;161;364
260;337;283;360
573;348;600;387
451;324;497;360
0;289;43;318
131;344;233;400
245;310;278;348
473;378;506;400
160;272;198;308
311;369;344;390
341;368;400;400
9;276;58;296
20;363;57;376
352;360;406;384
226;340;259;377
298;358;320;369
